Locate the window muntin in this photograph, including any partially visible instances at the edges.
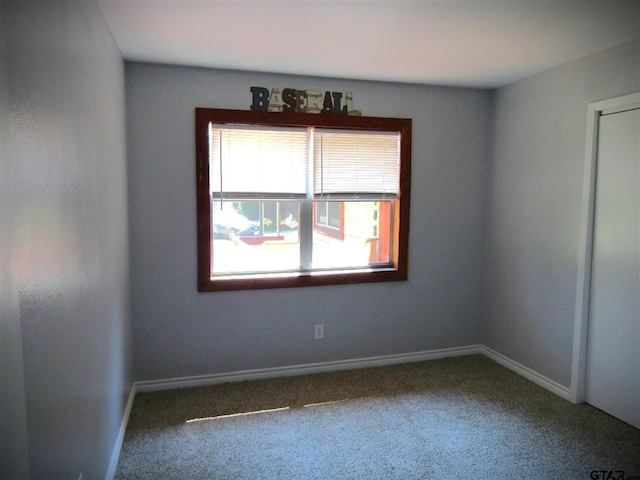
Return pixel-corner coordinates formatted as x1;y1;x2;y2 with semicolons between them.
196;108;411;291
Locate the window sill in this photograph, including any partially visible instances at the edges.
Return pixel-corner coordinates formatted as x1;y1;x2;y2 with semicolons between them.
199;266;406;292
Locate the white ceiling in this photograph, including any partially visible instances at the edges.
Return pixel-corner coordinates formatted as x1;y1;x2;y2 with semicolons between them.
97;0;640;89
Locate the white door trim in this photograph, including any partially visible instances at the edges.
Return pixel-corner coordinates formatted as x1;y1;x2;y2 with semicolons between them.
570;91;640;403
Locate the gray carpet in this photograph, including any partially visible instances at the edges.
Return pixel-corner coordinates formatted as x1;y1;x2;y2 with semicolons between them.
115;355;640;479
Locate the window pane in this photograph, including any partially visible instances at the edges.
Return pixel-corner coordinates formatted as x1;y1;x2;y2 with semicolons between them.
328;202;341;228
211;201;300;274
317;202;328;226
312;201;392;269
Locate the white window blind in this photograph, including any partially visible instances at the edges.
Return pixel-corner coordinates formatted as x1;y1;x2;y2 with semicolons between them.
209;124;400;200
313;129;400;199
209;124;308;199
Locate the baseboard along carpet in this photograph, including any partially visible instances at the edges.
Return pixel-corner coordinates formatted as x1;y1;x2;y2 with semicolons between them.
115;355;640;479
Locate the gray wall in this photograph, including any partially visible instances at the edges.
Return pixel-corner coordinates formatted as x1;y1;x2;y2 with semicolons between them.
0;2;131;478
483;39;640;387
126;63;492;381
0;3;30;478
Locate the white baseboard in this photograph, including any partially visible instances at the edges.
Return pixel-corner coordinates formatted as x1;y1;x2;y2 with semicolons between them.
135;344;485;393
480;346;572;401
106;384;137;480
133;343;571;402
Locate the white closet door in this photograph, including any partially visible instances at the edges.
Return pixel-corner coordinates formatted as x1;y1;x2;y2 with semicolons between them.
585;107;640;429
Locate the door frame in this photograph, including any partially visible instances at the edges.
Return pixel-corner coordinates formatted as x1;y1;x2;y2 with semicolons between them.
570;91;640;403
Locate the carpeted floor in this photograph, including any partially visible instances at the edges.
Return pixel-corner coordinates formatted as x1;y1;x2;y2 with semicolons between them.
115;355;640;479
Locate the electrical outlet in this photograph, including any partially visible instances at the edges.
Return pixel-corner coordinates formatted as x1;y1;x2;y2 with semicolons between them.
314;324;324;340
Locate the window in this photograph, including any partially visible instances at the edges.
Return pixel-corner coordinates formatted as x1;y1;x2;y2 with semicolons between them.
314;201;343;239
196;108;411;291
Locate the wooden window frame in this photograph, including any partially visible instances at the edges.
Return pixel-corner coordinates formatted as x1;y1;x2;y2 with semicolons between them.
195;108;411;292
